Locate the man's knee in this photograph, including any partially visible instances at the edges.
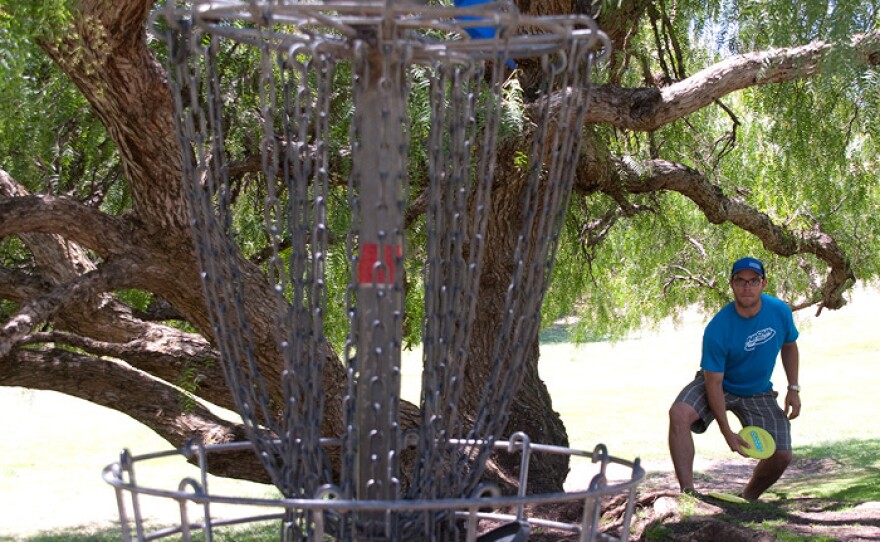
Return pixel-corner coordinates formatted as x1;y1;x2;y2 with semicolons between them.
773;449;793;468
669;402;698;429
763;449;793;473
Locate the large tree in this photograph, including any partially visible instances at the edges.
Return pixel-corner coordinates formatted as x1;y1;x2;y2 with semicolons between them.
1;0;878;494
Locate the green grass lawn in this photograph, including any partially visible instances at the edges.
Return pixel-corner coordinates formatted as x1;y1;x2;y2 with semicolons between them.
2;284;878;540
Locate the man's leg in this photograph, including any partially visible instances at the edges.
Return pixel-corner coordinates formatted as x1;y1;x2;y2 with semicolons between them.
735;390;794;500
742;449;792;500
668;401;700;492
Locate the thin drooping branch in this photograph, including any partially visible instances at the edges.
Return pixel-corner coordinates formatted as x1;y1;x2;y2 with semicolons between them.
578;209;619;255
628;159;855;312
663;264;720;296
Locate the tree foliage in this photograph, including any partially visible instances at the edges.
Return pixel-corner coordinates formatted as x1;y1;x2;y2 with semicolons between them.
542;0;879;339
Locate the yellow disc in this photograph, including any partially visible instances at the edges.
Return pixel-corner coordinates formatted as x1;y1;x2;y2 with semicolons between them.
738;425;776;459
707;492;749;504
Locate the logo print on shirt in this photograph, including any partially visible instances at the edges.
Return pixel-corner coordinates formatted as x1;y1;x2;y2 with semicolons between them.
745;328;776;351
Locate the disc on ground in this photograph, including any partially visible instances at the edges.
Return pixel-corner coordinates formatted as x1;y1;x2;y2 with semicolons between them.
707;492;749;504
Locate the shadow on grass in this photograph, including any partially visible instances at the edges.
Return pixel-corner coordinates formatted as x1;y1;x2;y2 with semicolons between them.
668;497;863;542
784;438;880;502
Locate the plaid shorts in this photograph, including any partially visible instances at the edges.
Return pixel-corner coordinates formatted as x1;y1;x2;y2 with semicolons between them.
673;374;791;451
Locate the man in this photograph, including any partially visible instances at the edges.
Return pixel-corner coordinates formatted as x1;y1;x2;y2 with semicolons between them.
668;257;801;500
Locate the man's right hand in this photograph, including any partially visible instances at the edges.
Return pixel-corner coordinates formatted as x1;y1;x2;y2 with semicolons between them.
723;429;749;457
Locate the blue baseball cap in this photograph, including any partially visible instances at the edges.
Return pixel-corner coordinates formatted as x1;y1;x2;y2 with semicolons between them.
731;257;765;277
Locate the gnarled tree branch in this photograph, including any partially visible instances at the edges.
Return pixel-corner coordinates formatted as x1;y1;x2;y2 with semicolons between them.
19;329;237;411
0;346;269;483
583;31;880;131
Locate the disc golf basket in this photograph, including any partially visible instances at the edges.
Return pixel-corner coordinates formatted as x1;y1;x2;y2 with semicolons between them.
104;1;644;541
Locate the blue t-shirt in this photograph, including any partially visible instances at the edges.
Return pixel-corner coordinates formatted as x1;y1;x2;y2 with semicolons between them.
701;294;799;396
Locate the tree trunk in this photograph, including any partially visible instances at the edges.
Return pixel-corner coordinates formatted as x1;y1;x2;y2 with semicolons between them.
463;141;571;493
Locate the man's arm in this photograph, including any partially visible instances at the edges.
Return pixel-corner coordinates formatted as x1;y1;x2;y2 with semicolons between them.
703;370;748;456
781;341;801;419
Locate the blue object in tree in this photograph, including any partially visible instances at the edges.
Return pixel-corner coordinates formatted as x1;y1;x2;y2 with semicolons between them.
454;0;517;68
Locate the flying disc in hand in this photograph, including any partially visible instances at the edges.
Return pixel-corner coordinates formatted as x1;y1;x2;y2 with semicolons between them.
738;425;776;459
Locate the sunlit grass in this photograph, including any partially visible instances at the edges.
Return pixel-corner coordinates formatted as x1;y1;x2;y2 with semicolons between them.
773;530;836;542
13;523;280;542
0;388;279;539
779;439;880;501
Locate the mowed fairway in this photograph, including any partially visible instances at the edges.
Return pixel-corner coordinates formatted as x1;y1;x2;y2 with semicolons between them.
1;284;878;537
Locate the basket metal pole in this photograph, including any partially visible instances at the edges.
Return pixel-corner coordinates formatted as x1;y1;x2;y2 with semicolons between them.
352;40;406;539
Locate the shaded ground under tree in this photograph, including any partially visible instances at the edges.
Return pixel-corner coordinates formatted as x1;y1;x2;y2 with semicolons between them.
520;456;880;541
